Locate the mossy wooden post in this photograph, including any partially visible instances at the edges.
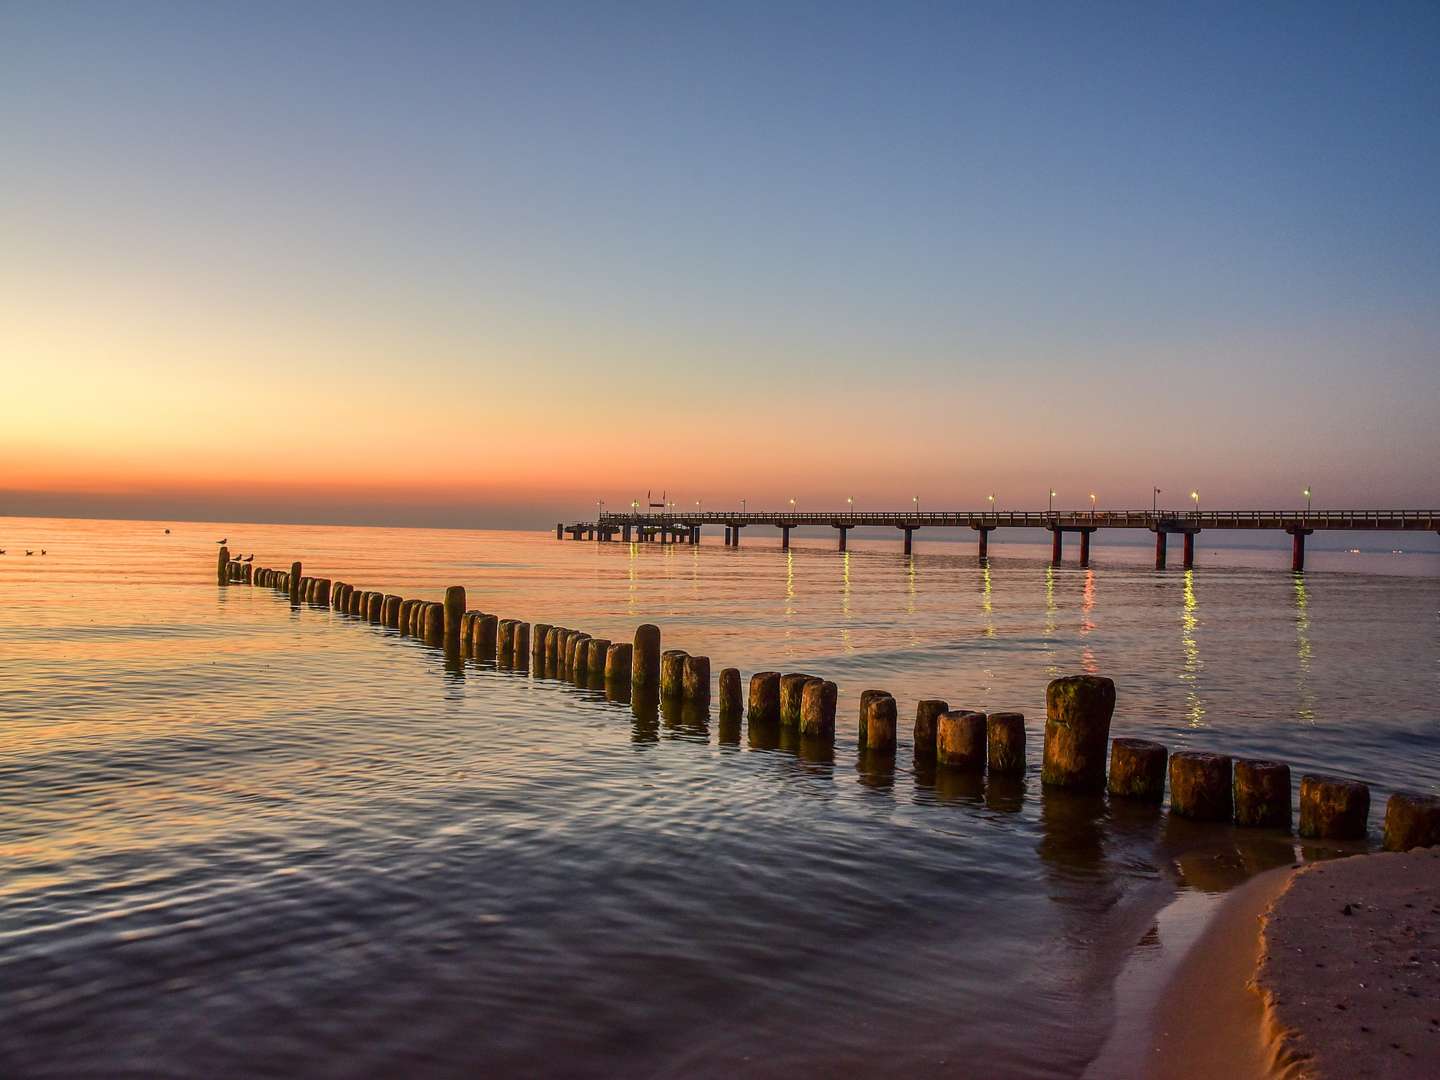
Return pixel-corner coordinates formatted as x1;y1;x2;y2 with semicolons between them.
513;622;530;669
661;650;689;698
422;602;444;645
496;619;515;667
937;711;986;768
289;561;301;603
857;689;886;744
568;633;591;681
381;595;400;629
682;655;710;705
350;589;365;617
477;614;498;659
779;674;815;727
546;627;564;672
368;592;385;622
748;671;781;725
864;692;898;754
605;642;633;688
1233;759;1291;828
217;545;230;584
443;586;466;651
799;679;837;738
316;579;332;606
1042;675;1116;791
586;638;611;684
913;699;950;763
1383;792;1440;852
633;624;661;689
717;667;742;716
1168;751;1233;820
986;713;1026;775
398;599;415;635
533;624;552;667
1108;739;1167;801
1298;774;1369;840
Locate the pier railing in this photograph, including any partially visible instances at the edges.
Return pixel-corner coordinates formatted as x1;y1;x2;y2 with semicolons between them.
594;508;1439;530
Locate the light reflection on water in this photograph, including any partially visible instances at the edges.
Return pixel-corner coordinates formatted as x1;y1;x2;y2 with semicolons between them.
1;517;1437;1078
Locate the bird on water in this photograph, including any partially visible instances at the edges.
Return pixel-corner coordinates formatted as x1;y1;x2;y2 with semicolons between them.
26;550;34;556
216;538;227;544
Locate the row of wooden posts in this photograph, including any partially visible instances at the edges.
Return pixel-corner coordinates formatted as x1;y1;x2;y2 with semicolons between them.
219;548;1440;854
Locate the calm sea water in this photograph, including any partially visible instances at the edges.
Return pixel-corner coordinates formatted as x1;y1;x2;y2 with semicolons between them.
2;517;1437;1078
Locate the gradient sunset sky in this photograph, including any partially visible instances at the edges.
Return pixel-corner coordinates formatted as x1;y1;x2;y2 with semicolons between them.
3;2;1438;528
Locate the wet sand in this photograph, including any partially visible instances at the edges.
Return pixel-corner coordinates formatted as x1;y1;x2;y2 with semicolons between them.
1257;847;1440;1078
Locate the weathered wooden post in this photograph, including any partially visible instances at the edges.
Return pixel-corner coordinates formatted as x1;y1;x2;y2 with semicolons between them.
1169;751;1233;820
1041;675;1115;790
1108;738;1168;801
398;598;415;634
717;667;742;716
661;650;689;698
633;624;661;689
779;674;816;727
533;624;552;667
605;642;633;689
857;688;887;745
682;655;710;705
316;579;331;605
863;692;898;753
496;619;515;666
217;545;229;584
1383;792;1440;852
585;638;611;683
748;671;781;725
1298;774;1369;840
289;561;301;602
367;592;384;622
913;699;950;763
799;679;837;738
378;594;398;628
568;633;591;680
937;710;986;768
476;614;498;659
444;586;466;651
513;622;530;669
986;713;1026;775
1233;759;1291;828
422;602;444;645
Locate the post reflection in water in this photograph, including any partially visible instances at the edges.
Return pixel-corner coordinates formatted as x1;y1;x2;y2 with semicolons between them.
630;686;660;745
855;749;896;793
1180;570;1205;726
1043;565;1060;677
1294;574;1317;724
1080;569;1099;674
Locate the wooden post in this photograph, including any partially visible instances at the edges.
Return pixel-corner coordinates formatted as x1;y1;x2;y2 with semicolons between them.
1108;738;1167;801
857;688;887;745
779;674;816;726
585;638;611;683
1169;751;1233;820
661;650;689;697
1041;675;1116;790
1383;791;1440;852
632;624;661;689
422;602;444;645
366;592;383;623
382;595;400;628
476;614;498;659
289;561;301;602
1233;759;1291;828
444;586;466;650
747;671;781;725
1298;774;1369;839
718;667;742;715
496;619;515;665
568;633;591;680
217;545;229;584
863;692;897;753
799;679;837;738
937;710;986;768
533;624;552;667
605;643;633;689
913;699;950;763
986;712;1026;775
682;655;710;705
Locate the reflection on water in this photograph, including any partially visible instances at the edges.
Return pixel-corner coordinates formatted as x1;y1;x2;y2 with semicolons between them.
1;518;1436;1079
1294;574;1317;724
1180;570;1205;727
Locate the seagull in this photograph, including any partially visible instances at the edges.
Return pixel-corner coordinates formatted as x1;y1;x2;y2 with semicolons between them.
41;549;47;555
216;538;228;544
242;554;254;562
0;549;6;554
25;550;34;556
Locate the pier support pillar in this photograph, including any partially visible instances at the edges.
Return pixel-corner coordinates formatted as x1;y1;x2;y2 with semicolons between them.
975;527;991;561
732;526;742;547
837;526;848;552
1288;528;1312;573
691;525;700;545
1050;528;1063;566
1154;530;1167;570
1079;529;1091;568
902;527;915;556
781;525;791;550
1182;532;1195;570
556;523;563;540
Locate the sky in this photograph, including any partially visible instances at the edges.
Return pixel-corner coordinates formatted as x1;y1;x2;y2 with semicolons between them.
3;1;1438;528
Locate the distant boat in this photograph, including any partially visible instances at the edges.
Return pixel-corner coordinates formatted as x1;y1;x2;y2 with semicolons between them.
1347;548;1361;554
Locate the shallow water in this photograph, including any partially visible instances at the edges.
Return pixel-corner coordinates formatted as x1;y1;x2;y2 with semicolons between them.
2;517;1437;1077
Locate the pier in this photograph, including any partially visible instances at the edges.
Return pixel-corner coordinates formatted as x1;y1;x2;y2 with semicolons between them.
558;509;1440;571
